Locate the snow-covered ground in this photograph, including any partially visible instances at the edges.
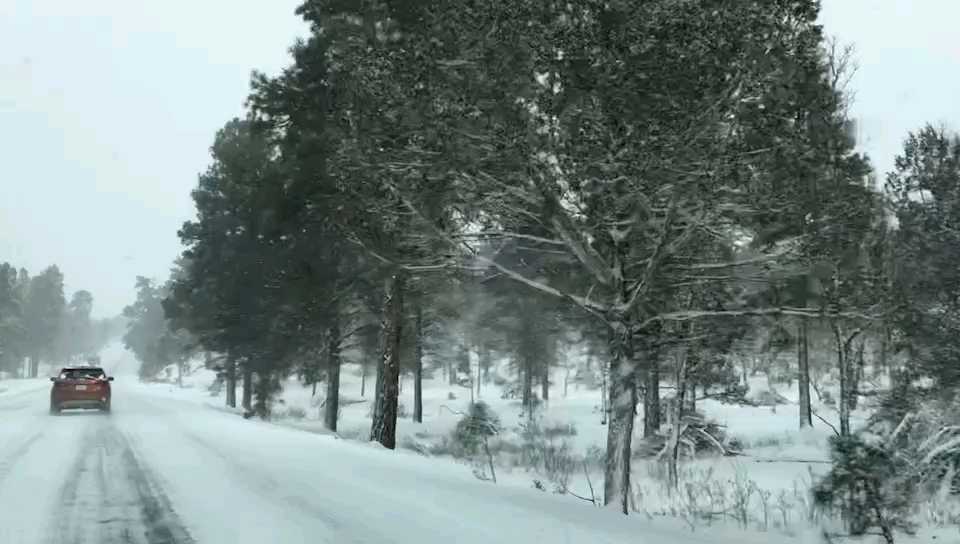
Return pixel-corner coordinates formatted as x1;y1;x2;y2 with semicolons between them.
155;355;848;518
1;344;954;543
0;376;50;398
0;345;790;544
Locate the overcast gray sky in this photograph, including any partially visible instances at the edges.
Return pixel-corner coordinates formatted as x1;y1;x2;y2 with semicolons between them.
0;0;306;317
819;0;960;178
0;1;957;318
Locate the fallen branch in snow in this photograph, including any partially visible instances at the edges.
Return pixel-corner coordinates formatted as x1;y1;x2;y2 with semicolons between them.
749;457;831;465
567;490;597;504
811;409;841;437
438;404;465;417
582;461;598;506
688;425;729;456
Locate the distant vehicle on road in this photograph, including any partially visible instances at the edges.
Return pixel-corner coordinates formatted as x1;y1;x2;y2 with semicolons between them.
49;366;114;414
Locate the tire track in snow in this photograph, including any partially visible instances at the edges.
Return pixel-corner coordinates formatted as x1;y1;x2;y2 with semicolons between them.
0;431;44;487
54;421;194;544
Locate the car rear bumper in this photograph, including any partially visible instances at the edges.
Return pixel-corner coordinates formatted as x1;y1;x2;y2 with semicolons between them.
56;399;108;409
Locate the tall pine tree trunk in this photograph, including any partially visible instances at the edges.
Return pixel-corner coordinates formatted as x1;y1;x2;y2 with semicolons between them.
225;357;237;408
324;319;342;432
798;318;812;428
253;370;275;419
360;363;367;397
522;356;534;413
879;324;890;381
600;360;608;425
643;354;661;438
481;346;491;382
850;338;866;411
370;272;405;449
476;353;482;399
684;381;696;414
242;365;253;412
413;302;424;423
603;320;637;515
668;349;689;493
838;336;849;438
541;366;549;402
833;323;859;437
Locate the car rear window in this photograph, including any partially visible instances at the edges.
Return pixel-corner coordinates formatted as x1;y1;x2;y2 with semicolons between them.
59;368;106;380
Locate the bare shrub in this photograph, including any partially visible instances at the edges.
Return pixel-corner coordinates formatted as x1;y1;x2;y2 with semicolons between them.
519;418;578;493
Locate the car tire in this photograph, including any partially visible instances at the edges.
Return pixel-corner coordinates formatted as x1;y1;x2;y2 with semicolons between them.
100;401;111;413
49;402;60;415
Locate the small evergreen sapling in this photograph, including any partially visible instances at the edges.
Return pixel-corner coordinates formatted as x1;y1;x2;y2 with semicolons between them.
814;429;918;543
453;402;501;483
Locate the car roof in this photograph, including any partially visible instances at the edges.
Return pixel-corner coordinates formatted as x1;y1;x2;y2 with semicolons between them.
60;367;105;372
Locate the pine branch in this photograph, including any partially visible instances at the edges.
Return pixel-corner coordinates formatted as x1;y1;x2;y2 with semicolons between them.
636;307;881;331
452;231;566;246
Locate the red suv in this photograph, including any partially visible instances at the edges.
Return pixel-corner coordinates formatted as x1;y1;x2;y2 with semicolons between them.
50;366;114;414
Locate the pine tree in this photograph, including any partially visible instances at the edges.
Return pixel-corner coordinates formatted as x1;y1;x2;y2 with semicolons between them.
23;265;65;377
167;118;294;416
0;263;25;376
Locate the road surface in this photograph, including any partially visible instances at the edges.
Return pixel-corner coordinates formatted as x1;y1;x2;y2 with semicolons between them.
0;360;756;544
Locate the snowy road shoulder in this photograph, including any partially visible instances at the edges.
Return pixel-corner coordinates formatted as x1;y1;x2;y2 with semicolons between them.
116;382;788;544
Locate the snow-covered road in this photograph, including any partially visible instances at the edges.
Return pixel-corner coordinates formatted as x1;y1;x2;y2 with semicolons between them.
0;362;772;544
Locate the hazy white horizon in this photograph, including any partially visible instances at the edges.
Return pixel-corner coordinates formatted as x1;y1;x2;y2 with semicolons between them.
0;0;307;317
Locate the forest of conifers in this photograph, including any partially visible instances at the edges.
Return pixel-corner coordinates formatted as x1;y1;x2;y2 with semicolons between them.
116;1;960;536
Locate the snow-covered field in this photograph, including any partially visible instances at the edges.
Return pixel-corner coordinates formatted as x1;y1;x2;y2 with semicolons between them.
0;376;50;398
144;348;960;543
0;344;954;543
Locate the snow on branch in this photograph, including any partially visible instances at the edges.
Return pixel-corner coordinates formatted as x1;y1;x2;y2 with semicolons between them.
637;306;881;331
527;172;614;286
922;435;960;465
386;184;612;318
620;198;679;314
451;231;567;246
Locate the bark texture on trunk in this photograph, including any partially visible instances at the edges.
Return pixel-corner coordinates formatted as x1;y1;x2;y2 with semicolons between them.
522;357;534;412
603;321;637;515
480;346;491;383
541;367;549;402
360;364;366;397
668;350;690;492
225;357;237;408
798;318;812;428
643;355;660;438
253;370;275;418
600;361;608;425
242;365;253;412
370;272;405;449
413;302;424;423
850;338;866;411
683;382;696;414
833;323;860;437
372;340;386;425
475;353;482;400
324;320;342;432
